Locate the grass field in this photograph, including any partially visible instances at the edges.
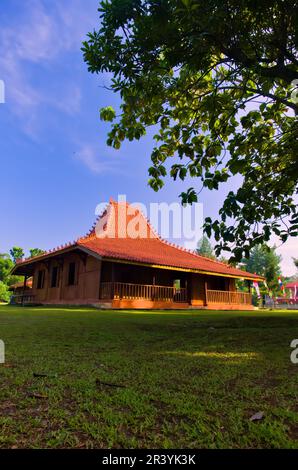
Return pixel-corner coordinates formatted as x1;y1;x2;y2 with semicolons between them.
0;306;298;449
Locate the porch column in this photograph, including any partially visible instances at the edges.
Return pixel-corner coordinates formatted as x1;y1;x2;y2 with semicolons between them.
111;263;115;299
204;280;208;306
59;260;64;301
22;275;27;306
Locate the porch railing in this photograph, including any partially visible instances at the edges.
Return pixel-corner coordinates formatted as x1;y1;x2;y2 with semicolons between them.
100;282;188;303
206;289;252;305
10;294;36;305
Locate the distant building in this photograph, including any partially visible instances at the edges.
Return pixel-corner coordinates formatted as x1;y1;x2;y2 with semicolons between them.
286;281;298;301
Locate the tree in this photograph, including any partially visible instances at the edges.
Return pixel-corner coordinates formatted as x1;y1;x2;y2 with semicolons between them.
10;247;24;264
29;248;45;258
196;236;215;259
0;253;13;284
83;0;298;262
0;281;10;303
0;253;23;287
240;244;282;294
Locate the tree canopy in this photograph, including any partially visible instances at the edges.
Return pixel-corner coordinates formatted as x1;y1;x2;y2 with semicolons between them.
240;244;282;294
83;0;298;262
0;254;14;285
196;236;215;259
0;253;21;287
0;281;10;302
29;248;46;258
9;247;24;264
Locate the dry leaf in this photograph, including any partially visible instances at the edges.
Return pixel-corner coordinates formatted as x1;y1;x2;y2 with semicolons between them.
28;393;47;399
250;411;264;421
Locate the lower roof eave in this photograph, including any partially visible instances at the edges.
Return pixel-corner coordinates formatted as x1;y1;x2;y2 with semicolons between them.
102;257;264;282
10;245;102;276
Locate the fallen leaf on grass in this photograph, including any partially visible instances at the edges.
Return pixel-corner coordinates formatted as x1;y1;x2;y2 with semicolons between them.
95;379;126;389
249;411;264;422
28;393;47;399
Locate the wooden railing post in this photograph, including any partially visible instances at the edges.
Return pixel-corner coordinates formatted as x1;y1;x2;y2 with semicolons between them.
204;281;208;306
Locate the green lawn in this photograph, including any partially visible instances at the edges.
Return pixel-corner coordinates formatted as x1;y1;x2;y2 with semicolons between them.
0;306;298;449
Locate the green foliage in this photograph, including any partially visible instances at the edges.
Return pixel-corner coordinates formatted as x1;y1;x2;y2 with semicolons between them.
29;248;46;258
240;245;282;295
196;236;215;259
0;281;11;302
100;106;116;122
10;247;24;263
0;253;21;287
83;0;298;262
0;253;13;284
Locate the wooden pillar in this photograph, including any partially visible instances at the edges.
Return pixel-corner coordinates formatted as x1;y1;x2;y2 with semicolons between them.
59;260;64;301
22;275;27;306
98;260;103;300
111;263;115;299
204;280;208;306
152;276;156;301
45;261;50;302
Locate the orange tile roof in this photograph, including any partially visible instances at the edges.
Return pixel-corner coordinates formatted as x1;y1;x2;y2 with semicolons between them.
13;199;263;281
9;278;33;289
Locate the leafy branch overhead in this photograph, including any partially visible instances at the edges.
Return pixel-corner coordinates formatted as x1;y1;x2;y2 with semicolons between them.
82;0;298;261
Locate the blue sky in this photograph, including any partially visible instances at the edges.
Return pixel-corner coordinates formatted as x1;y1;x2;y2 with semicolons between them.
0;0;296;275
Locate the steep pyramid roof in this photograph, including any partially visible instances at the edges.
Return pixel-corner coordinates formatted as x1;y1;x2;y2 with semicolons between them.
76;199;261;280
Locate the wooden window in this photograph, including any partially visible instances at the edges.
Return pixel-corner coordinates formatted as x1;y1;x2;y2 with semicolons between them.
68;262;76;286
37;270;45;289
51;266;59;288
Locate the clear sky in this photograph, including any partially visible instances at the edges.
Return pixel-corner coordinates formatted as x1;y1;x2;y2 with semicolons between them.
0;0;296;276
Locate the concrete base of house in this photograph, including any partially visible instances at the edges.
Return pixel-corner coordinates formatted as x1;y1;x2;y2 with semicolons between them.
202;303;254;311
97;299;191;309
13;297;254;311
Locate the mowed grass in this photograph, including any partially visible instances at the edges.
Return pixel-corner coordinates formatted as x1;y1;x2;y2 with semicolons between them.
0;306;298;449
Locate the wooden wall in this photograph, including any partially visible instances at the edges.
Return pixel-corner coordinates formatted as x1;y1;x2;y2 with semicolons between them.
32;252;102;304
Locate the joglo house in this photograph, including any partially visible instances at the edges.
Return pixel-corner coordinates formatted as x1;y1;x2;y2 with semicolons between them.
12;199;262;310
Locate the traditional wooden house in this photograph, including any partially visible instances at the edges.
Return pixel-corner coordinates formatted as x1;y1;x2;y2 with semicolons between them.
11;199;262;309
